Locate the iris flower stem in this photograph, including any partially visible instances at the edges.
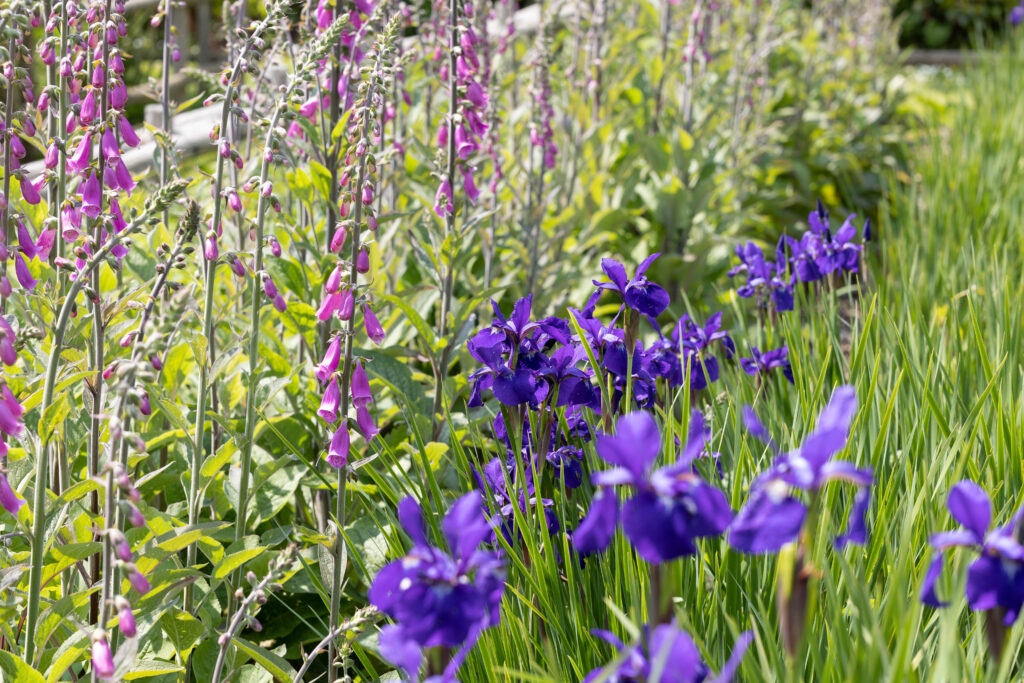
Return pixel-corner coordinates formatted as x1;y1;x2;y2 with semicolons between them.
24;210;156;664
431;0;459;436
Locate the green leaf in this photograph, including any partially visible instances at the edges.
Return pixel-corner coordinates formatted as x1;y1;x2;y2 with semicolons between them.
0;651;45;682
159;608;206;659
38;392;71;442
213;547;267;579
231;636;298;681
380;293;437;348
122;660;185;680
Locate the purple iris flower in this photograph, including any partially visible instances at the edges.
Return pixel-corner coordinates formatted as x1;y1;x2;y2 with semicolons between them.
586;255;670;319
535;344;600;409
467;296;571;407
467;328;537;407
920;481;1024;626
473;455;560;547
740;346;794;384
728;241;794;312
729;385;872;554
572;411;732;563
370;492;506;683
671;312;735;391
584;622;752;683
786;201;864;282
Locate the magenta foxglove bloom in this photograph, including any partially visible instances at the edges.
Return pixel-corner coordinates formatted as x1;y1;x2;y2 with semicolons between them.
118;115;140;147
0;473;24;515
587;255;670;319
351;361;372;407
101;128;120;162
0;318;16;366
68;132;92;172
363;305;385;345
318;375;341;423
80;88;97;123
434;179;453;218
0;385;25;438
572;411;731;563
327;423;350;468
356;404;377;440
316;335;342;383
356;247;369;273
128;568;150;595
920;481;1024;626
20;176;42;205
115;596;136;637
15;254;38;290
584;623;752;683
728;386;872;554
370;492;505;683
81;171;102;218
91;635;116;679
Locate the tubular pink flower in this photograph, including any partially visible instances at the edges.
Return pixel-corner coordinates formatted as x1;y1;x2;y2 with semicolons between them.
351;361;372;408
119;115;140;147
81;171;102;218
363;305;384;345
15;254;38;290
0;473;24;515
316;336;342;383
80;88;97;124
91;635;115;679
326;422;350;468
356;404;378;441
318;375;341;423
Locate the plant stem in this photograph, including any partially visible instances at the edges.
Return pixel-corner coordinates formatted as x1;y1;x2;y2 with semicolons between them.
87;0;113;626
431;0;459;436
184;40;254;613
24;214;152;664
235;104;284;572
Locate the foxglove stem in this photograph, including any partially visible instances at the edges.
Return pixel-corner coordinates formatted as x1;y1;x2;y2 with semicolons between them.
87;0;114;626
160;0;172;227
431;0;459;436
211;549;294;683
1;36;14;316
23;206;161;663
328;17;400;679
185;5;281;613
651;0;673;133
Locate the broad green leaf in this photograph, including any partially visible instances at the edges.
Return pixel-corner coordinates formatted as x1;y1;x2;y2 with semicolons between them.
0;651;45;683
231;636;297;681
213;547;267;579
159;608;206;659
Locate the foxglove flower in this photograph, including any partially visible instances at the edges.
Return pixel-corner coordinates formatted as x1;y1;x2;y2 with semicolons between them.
370;492;505;683
573;411;732;563
729;386;872;554
584;623;752;683
0;472;24;515
327;423;350;468
91;634;116;679
920;481;1024;626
